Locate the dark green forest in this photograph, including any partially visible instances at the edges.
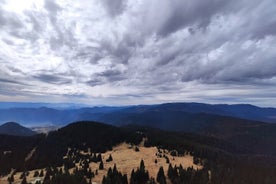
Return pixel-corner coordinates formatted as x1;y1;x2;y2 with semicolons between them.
0;121;276;184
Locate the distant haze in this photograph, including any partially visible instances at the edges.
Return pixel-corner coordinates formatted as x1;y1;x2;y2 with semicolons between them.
0;0;275;106
0;102;276;127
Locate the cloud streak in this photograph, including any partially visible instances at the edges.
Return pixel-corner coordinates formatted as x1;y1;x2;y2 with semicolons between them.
0;0;275;106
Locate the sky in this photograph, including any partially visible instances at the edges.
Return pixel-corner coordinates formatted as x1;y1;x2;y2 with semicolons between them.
0;0;276;107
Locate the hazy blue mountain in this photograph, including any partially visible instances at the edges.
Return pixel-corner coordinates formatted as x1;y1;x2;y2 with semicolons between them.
0;102;275;126
116;103;276;123
0;106;124;126
0;122;36;136
0;102;86;109
80;103;276;127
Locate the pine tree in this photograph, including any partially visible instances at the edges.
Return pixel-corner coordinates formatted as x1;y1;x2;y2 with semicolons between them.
167;164;173;179
113;164;118;175
59;168;63;175
148;177;156;184
34;170;39;177
102;166;127;184
130;160;149;184
102;176;107;184
106;154;113;162
87;168;94;183
140;160;145;172
21;176;27;184
130;169;135;184
122;174;128;184
157;166;166;184
7;174;14;184
20;172;25;179
135;146;140;152
39;170;44;177
92;153;97;163
97;153;102;162
43;169;51;184
99;160;104;170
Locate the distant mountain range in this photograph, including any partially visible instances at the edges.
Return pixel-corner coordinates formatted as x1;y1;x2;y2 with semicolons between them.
0;106;124;126
0;102;275;128
0;122;36;136
0;102;87;109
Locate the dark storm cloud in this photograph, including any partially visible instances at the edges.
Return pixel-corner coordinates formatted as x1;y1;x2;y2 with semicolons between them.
101;0;127;17
236;0;276;40
0;78;24;85
33;74;72;85
86;78;104;87
0;8;24;30
86;68;126;87
100;69;121;77
254;21;276;39
44;0;75;50
0;8;5;26
156;0;231;36
100;69;126;82
49;28;76;50
44;0;61;22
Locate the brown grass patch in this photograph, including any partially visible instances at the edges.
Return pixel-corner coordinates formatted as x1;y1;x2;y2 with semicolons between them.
0;143;201;184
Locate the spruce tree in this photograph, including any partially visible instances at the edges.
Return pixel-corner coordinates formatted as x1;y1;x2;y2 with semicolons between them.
34;170;39;177
140;160;145;172
106;154;113;162
167;164;173;179
21;176;27;184
99;160;104;170
157;166;166;184
97;153;102;162
39;170;44;177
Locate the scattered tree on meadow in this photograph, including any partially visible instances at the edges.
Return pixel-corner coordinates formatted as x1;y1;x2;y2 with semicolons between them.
135;146;140;152
21;176;27;184
39;170;44;177
99;160;104;170
7;174;14;184
106;154;113;162
34;170;39;177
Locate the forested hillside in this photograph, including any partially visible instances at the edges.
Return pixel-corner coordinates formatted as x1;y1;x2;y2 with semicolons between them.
0;121;275;183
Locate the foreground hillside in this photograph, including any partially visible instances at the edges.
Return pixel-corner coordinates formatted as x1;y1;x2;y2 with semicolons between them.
0;121;275;183
0;143;202;184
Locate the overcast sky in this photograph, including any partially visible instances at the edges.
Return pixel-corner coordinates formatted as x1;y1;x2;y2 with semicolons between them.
0;0;276;106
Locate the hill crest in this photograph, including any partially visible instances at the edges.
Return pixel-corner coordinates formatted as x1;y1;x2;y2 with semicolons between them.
0;122;36;136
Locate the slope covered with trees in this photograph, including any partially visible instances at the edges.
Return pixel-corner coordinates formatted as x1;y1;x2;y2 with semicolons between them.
0;121;275;183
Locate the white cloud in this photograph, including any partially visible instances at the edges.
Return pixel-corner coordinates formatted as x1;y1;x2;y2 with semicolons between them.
0;0;275;106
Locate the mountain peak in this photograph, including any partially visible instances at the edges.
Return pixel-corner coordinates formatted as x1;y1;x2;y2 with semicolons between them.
0;122;36;136
2;122;21;127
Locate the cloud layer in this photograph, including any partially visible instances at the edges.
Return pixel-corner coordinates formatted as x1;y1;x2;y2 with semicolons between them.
0;0;275;106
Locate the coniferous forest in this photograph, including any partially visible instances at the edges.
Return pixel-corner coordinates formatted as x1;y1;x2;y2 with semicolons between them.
0;121;275;184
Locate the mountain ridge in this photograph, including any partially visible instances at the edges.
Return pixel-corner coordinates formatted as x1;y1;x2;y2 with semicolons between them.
0;122;36;136
0;102;275;127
